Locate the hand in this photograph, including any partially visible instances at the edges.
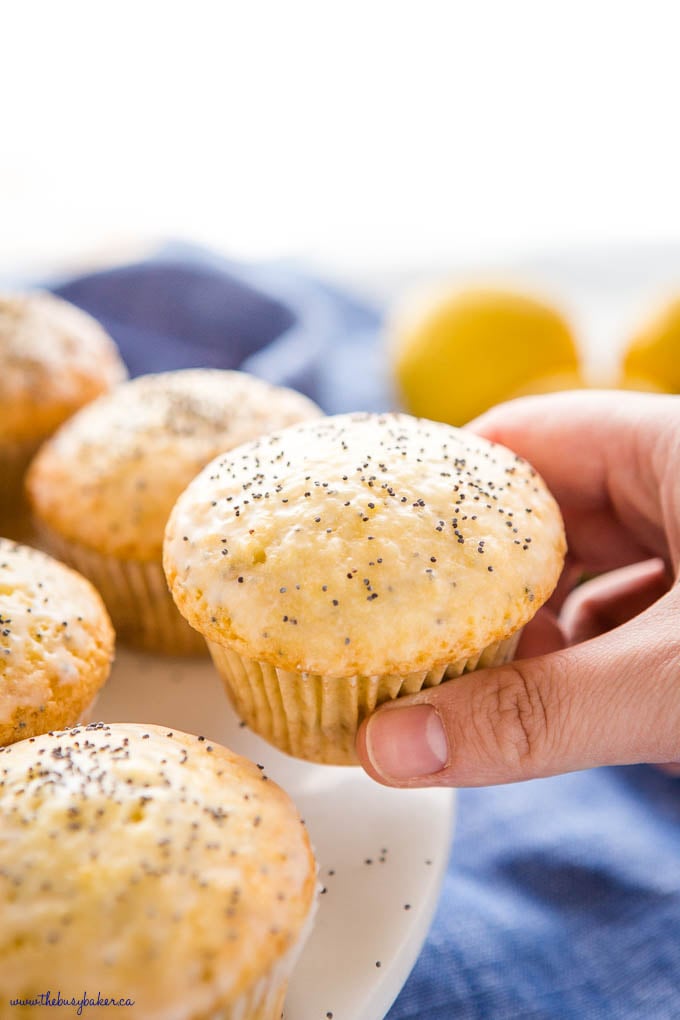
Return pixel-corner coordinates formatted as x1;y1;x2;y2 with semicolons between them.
356;391;680;787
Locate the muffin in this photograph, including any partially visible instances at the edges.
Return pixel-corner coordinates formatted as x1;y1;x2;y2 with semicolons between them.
164;412;566;764
27;369;321;655
0;538;114;746
0;291;126;536
0;723;317;1019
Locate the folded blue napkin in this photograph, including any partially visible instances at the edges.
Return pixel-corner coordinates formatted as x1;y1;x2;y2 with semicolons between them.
48;242;392;415
39;246;680;1019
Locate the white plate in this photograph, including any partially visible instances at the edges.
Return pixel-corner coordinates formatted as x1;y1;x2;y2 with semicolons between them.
95;649;456;1020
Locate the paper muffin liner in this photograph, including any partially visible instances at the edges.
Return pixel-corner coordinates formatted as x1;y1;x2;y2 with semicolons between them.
186;891;316;1019
207;629;523;765
192;976;286;1020
0;437;41;539
33;523;206;656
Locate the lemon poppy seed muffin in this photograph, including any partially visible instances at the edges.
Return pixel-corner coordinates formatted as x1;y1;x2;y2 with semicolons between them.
0;291;126;536
27;370;321;655
0;723;317;1019
0;539;114;746
164;412;566;764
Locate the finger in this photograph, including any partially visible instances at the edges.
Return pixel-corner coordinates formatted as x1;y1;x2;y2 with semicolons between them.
468;391;673;567
561;558;669;644
558;506;659;577
545;558;586;612
356;588;680;787
516;608;566;658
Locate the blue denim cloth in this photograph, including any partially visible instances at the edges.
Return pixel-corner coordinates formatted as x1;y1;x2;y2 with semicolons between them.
37;247;680;1019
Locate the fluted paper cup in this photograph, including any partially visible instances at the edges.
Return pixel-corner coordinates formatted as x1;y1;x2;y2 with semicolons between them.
207;630;522;765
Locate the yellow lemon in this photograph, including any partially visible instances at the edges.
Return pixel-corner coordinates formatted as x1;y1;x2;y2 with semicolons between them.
619;296;680;394
390;287;583;425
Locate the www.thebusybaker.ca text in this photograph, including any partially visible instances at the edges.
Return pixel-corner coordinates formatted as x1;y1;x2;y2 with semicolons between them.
9;991;134;1015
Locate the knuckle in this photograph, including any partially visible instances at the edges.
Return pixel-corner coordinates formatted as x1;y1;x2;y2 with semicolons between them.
472;662;560;772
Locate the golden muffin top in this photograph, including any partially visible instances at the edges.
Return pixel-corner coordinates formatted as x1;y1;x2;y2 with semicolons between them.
0;291;127;442
27;369;321;561
164;412;566;677
0;539;114;744
0;723;317;1018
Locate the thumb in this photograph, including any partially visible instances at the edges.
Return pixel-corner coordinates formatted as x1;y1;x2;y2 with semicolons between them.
356;588;680;787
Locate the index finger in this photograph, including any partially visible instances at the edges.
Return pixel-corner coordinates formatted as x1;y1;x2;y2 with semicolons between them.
467;390;672;571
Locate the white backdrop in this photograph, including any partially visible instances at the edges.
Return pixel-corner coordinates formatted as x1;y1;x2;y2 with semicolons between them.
2;0;680;276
